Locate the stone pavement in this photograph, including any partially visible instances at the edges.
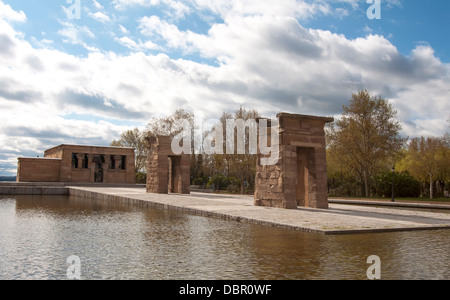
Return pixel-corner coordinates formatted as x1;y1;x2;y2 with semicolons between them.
68;186;450;235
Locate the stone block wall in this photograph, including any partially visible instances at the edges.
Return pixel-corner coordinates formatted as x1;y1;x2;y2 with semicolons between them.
17;158;62;182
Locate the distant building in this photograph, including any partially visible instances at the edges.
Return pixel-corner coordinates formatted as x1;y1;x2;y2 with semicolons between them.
17;145;136;184
0;176;16;182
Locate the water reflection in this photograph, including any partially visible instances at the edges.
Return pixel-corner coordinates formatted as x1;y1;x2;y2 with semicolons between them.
0;195;449;280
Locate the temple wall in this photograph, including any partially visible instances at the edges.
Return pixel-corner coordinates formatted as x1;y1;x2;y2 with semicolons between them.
17;158;61;182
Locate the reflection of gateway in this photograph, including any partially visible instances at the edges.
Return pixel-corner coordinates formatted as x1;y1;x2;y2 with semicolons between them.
92;155;104;183
17;145;136;184
95;169;103;183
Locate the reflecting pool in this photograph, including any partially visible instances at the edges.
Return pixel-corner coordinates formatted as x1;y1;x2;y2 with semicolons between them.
0;195;449;280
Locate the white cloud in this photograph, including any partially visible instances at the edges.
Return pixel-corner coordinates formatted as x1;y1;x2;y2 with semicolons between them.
0;0;448;176
112;0;190;19
115;36;162;52
136;12;449;131
0;1;27;22
88;11;111;23
92;0;104;10
139;15;195;51
118;24;130;34
57;22;99;52
363;25;373;34
112;0;153;10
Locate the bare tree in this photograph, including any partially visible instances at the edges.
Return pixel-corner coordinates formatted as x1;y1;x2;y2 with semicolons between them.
111;128;148;173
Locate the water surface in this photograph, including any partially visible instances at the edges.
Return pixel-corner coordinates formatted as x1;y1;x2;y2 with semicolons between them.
0;195;449;280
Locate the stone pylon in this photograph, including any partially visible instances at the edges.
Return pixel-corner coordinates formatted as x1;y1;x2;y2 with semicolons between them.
146;136;190;194
254;113;333;209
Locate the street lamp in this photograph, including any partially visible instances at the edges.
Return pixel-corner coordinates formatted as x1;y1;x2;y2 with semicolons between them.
391;166;395;202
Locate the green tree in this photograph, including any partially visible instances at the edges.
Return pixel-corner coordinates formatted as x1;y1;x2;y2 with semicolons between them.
326;147;360;197
328;90;406;197
373;170;420;198
398;136;449;199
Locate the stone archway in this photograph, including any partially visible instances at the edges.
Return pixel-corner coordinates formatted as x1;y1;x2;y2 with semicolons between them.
254;113;334;209
145;136;190;195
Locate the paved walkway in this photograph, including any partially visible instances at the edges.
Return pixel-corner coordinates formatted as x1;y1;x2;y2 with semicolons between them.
68;186;450;235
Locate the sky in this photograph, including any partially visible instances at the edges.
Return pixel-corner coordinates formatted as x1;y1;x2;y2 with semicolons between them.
0;0;449;176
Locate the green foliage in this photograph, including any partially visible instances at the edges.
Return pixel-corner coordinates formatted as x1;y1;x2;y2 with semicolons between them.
226;177;241;193
373;171;421;198
135;172;147;184
207;175;242;193
327;172;361;197
327;90;406;197
327;91;448;199
193;176;208;186
397;135;450;198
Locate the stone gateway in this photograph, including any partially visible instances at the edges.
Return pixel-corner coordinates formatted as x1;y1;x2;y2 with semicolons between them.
145;136;190;194
254;113;334;209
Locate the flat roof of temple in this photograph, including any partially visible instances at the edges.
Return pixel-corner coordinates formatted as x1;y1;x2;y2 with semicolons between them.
277;112;334;123
45;144;135;152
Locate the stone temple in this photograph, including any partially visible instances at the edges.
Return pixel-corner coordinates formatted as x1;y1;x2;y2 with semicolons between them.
17;144;136;184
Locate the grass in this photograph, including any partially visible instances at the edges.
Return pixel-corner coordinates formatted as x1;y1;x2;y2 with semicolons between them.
394;197;450;203
329;195;450;204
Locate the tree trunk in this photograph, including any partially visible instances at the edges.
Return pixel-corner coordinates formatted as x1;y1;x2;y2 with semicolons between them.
439;180;445;198
429;173;433;200
363;168;370;198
